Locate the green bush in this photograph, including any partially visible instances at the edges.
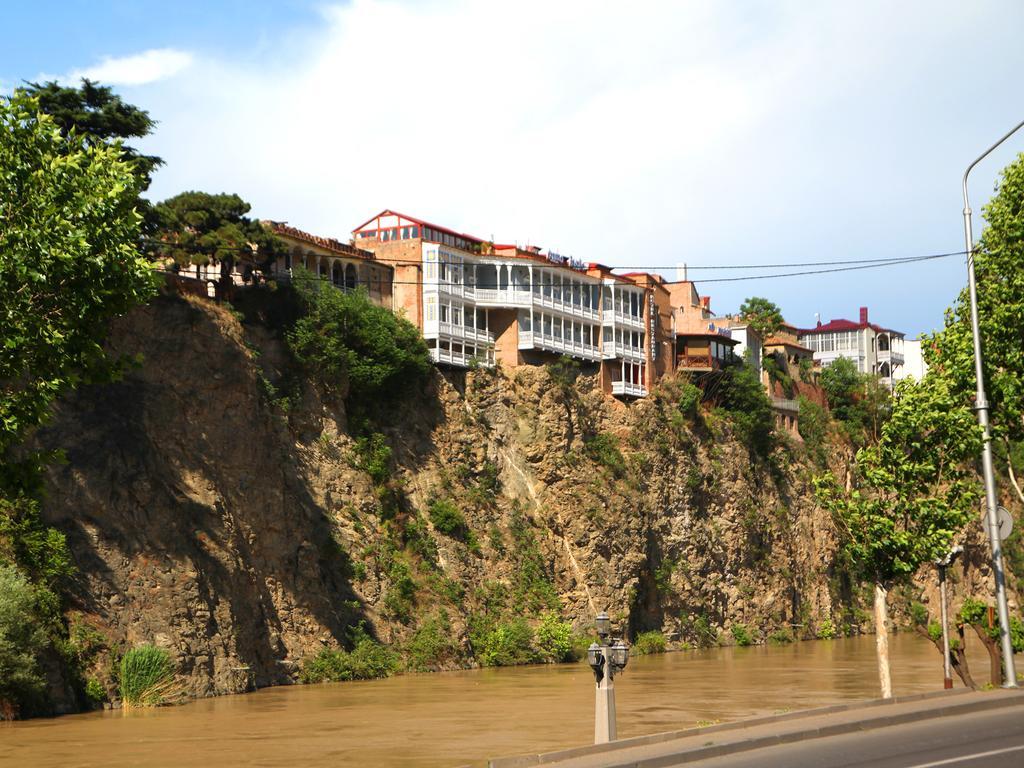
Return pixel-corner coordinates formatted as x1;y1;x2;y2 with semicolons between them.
0;564;48;716
534;612;580;663
682;614;719;648
730;623;754;647
427;498;468;537
583;433;627;478
119;645;176;707
300;625;398;683
403;612;460;672
354;433;392;486
768;627;794;645
286;269;431;411
677;382;702;418
633;630;668;655
816;617;837;640
472;617;537;667
382;558;417;622
717;361;775;455
508;509;559;612
798;396;828;463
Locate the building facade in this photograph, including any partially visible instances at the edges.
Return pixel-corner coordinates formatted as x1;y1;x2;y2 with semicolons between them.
797;307;905;389
349;210;660;397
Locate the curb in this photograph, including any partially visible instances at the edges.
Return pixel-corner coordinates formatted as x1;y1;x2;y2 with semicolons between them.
487;689;1023;768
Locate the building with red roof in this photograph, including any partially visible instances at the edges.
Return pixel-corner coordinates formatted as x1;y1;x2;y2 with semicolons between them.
797;306;905;388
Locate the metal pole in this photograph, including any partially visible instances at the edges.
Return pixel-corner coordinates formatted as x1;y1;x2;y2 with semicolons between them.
594;643;616;744
962;118;1024;688
938;565;953;689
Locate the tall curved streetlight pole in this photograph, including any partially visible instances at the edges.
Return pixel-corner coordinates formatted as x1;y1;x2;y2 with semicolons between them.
961;117;1024;688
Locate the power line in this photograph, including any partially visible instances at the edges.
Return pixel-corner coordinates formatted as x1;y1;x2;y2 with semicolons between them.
141;237;966;274
158;249;961;290
693;252;958;284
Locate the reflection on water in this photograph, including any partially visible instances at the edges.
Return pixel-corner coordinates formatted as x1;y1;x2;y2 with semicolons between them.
0;632;999;768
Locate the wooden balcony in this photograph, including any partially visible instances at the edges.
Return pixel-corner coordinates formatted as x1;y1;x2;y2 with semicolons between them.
677;353;723;371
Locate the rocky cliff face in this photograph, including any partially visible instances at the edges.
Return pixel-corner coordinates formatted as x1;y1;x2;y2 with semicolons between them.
36;293;1006;707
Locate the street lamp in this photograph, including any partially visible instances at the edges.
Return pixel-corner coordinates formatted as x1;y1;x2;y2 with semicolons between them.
961;117;1024;688
934;545;963;689
587;612;629;744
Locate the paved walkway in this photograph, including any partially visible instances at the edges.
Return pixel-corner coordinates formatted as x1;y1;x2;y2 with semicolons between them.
486;689;1024;768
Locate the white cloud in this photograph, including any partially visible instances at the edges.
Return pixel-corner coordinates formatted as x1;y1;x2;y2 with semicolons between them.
132;0;1024;334
64;48;193;86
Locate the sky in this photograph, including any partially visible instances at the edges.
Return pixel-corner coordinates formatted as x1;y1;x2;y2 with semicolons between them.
4;0;1024;336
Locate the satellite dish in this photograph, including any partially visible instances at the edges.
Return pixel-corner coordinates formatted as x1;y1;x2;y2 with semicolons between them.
983;505;1014;540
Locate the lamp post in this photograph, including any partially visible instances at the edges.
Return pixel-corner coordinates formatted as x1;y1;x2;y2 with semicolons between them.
961;118;1024;689
934;546;963;689
587;611;629;744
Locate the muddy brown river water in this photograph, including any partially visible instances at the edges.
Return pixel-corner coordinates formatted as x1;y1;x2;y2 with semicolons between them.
1;632;1005;767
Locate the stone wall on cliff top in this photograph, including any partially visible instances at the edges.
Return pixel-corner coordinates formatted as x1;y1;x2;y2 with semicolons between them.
35;292;1009;708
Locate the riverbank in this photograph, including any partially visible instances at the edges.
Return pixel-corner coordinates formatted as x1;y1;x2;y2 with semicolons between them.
0;634;981;768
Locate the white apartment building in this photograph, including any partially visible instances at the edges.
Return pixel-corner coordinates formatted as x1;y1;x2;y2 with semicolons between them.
351;211;651;397
798;306;905;389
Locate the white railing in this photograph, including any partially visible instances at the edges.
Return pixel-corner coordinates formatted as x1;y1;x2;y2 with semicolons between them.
431;347;495;368
519;331;601;361
438;321;495;344
434;281;475;300
770;397;800;413
474;288;533;307
602;309;645;329
611;380;647;397
601;340;646;361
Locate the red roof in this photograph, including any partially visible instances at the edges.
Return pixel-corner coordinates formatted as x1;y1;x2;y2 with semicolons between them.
270;222;377;261
351;209;484;245
797;318;903;336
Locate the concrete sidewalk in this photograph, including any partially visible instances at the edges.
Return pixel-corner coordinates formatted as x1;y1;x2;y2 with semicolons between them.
486;688;1024;768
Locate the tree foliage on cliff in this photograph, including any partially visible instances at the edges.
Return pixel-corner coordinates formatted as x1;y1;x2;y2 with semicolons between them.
286;268;431;410
816;376;980;585
149;191;285;265
819;357;890;444
815;376;980;697
738;296;784;339
926;151;1024;495
22;79;161;189
0;92;155;465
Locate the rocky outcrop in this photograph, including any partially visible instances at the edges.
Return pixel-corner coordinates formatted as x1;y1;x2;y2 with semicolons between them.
35;293;1008;709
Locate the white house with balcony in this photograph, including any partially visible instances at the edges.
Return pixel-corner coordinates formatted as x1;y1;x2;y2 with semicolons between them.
797;306;905;389
352;210;651;398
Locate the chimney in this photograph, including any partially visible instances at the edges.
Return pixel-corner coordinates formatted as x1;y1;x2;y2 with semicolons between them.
815;312;821;328
859;306;868;324
676;262;688;282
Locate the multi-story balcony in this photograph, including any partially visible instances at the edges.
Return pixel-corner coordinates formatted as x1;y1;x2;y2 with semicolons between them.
473;287;531;307
602;340;646;362
436;321;495;345
877;350;905;366
430;346;494;367
518;331;600;361
602;308;645;330
432;281;475;301
611;380;647;398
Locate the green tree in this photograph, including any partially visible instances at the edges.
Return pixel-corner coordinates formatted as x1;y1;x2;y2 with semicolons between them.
0;565;48;717
22;79;161;232
815;376;981;698
22;79;161;188
0;92;154;467
819;357;890;444
149;191;286;297
739;296;784;339
927;151;1024;503
717;360;776;455
286;268;431;413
